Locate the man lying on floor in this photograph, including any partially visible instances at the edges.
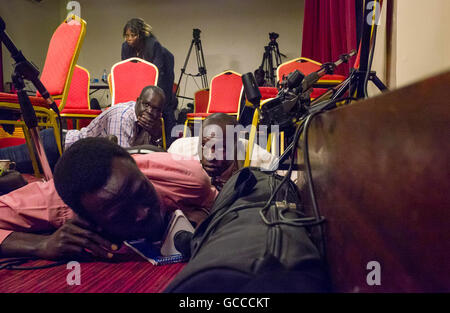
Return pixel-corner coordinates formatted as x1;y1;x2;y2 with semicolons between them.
0;137;217;260
0;114;269;260
168;113;278;190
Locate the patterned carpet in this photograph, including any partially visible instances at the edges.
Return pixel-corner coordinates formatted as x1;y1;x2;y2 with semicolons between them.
0;258;186;293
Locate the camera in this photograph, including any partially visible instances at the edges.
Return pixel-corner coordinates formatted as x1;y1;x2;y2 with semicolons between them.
269;32;279;41
193;28;201;40
242;69;310;137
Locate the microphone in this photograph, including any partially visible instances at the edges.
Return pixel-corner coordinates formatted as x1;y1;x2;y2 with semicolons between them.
242;72;261;108
174;230;193;259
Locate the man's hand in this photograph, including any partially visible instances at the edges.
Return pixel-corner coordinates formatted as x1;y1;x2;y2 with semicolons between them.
0;216;119;261
137;111;162;139
36;216;118;260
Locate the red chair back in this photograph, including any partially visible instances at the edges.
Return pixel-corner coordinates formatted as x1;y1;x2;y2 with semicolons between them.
38;17;85;108
207;71;243;116
194;88;209;113
62;65;90;110
111;57;159;105
277;57;346;86
258;87;278;101
277;59;320;83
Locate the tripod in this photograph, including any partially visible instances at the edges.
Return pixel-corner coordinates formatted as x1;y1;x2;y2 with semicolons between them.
175;28;208;100
258;32;286;87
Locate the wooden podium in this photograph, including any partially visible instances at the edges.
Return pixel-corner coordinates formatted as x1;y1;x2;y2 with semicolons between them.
299;71;450;292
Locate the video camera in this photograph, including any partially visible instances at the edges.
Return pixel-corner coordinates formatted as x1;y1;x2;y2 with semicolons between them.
242;50;356;136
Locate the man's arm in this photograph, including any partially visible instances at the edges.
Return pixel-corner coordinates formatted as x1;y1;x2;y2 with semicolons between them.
64;109;111;149
0;180;117;260
0;217;117;260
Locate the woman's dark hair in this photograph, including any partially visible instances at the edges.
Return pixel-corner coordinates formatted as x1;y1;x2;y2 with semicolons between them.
123;18;152;39
53;137;135;218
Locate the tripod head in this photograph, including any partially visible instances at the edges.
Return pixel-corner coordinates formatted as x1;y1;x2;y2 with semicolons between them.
193;28;201;41
268;32;280;47
269;32;279;41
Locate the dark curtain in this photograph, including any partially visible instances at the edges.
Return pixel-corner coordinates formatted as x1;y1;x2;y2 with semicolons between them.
301;0;358;76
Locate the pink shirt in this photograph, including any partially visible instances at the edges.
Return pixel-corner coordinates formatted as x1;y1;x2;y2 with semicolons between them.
0;153;218;244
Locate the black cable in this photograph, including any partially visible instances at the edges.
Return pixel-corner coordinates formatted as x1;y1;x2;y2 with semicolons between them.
258;122;303;226
363;10;378;99
302;111;327;258
0;257;65;270
8;261;65;270
258;116;326;228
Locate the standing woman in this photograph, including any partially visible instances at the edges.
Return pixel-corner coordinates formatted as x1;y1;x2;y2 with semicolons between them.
121;18;177;146
121;18;163;68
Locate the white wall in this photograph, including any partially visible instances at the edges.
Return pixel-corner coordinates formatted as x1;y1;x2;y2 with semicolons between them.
0;0;61;91
364;0;450;95
395;0;450;87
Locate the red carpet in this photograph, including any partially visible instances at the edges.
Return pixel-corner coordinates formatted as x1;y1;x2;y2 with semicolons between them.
0;259;186;293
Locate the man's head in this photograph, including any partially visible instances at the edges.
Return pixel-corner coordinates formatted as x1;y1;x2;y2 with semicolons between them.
135;85;165;120
198;113;238;178
53;138;166;243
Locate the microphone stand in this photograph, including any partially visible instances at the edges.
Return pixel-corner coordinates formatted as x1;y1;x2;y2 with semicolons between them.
0;17;59;180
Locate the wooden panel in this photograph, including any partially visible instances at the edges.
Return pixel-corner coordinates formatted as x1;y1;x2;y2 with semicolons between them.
299;71;450;292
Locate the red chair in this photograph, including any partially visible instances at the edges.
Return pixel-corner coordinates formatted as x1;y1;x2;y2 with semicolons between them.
110;57;159;105
183;71;243;135
277;57;346;99
0;15;86;175
193;88;210;115
60;65;102;129
258;86;278;101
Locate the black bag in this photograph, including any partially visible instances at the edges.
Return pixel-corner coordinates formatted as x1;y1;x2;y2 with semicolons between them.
0;170;28;195
165;167;329;293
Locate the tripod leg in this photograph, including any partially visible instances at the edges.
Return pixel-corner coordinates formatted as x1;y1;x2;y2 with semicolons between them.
267;48;275;86
175;39;195;96
370;73;388;91
195;40;208;89
331;76;352;101
274;43;283;67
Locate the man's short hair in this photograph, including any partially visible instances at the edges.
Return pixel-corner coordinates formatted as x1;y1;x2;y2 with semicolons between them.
203;113;237;127
139;85;166;105
53;137;135;218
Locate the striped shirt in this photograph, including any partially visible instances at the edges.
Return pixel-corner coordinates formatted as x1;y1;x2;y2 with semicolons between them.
64;101;137;148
